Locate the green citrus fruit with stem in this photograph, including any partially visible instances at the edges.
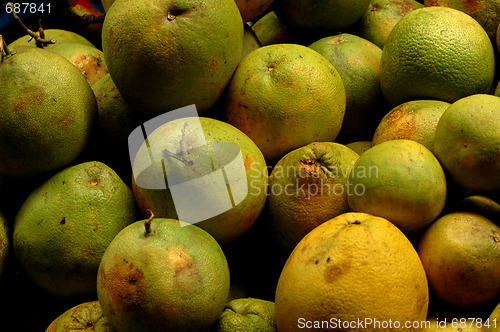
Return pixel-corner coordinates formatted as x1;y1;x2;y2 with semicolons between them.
347;139;447;234
13;161;140;299
0;46;97;178
275;212;429;332
97;217;230;332
380;7;495;106
268;142;359;252
102;0;244;118
131;116;268;245
8;29;96;49
223;43;346;163
433;94;500;191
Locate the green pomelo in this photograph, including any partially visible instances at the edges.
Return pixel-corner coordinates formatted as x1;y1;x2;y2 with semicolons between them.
309;33;383;138
380;7;495;106
345;141;372;156
251;11;295;46
0;46;97;178
46;301;115;331
242;24;262;59
371;99;449;153
347;139;447;234
222;43;346;163
433;94;500;191
46;43;109;88
268;142;359;252
13;161;140;298
97;218;230;332
356;0;424;49
210;298;277;331
102;0;244;118
131;117;268;244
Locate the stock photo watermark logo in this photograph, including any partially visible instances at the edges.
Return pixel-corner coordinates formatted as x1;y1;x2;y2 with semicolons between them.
128;105;248;226
247;162;379;199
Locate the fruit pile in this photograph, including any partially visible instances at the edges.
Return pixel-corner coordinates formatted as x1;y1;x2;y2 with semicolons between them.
0;0;499;331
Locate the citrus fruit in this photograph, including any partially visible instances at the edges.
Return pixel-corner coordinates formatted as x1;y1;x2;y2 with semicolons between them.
309;33;383;138
234;0;274;22
0;210;8;279
417;211;500;307
223;43;346;163
433;94;500;191
380;7;495;106
268;142;359;252
345;140;372;155
347;139;447;234
102;0;114;12
89;73;139;180
425;0;500;38
274;0;371;32
97;217;230;332
91;73;139;153
356;0;424;48
242;24;262;59
251;11;295;46
13;161;140;298
46;301;114;331
0;46;97;178
8;29;96;49
102;0;243;118
495;79;500;96
210;298;277;331
45;42;109;88
460;194;500;222
371;99;450;153
131;116;268;244
275;212;429;331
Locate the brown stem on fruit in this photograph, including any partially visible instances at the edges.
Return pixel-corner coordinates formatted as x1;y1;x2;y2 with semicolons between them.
145;209;154;234
7;2;56;48
38;19;45;40
0;34;13;63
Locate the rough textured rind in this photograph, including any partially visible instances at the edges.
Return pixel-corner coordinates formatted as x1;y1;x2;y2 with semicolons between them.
0;46;97;178
97;218;230;332
102;0;243;118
